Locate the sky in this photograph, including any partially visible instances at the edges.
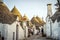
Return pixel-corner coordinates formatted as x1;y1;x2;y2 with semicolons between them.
4;0;57;21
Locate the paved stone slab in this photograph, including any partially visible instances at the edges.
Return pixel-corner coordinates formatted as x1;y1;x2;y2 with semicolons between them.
26;34;52;40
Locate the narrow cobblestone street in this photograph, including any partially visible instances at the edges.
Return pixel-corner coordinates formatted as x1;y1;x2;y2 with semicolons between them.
26;34;52;40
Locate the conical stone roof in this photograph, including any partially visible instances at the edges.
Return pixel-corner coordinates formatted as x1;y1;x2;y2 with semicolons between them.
0;2;17;24
51;1;60;23
11;6;22;21
31;16;41;26
51;11;60;22
22;14;29;21
36;16;43;24
31;16;45;26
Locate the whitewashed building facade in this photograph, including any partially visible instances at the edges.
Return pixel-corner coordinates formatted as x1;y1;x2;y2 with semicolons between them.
0;1;29;40
45;0;60;40
45;4;52;37
0;1;18;40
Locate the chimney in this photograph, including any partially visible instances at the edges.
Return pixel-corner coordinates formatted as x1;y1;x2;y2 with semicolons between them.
47;4;52;17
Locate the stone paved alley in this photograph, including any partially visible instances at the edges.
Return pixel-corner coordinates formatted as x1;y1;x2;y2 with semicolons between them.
26;34;53;40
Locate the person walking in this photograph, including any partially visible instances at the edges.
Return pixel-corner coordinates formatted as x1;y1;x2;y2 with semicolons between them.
41;28;44;36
